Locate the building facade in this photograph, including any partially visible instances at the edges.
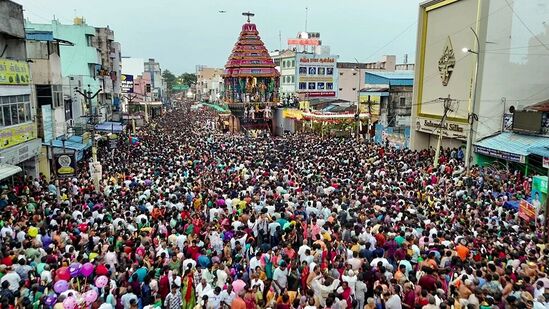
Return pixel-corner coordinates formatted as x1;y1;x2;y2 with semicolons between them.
0;1;41;179
95;27;122;113
196;67;224;102
270;50;297;103
361;71;414;130
144;58;164;102
26;18;103;127
410;0;549;156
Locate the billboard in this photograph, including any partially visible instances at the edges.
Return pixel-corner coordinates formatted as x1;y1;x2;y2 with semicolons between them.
54;153;76;178
518;199;536;222
296;54;338;98
0;123;37;150
531;175;547;212
0;59;30;85
121;74;134;93
512;111;542;134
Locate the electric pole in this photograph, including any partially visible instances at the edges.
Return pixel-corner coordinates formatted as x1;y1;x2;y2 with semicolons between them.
433;95;456;168
76;85;102;193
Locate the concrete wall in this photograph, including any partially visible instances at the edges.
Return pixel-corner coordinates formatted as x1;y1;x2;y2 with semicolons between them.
0;1;25;38
25;20;101;95
410;0;549;151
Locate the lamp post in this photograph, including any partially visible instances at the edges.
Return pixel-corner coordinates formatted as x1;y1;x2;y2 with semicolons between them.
462;27;480;175
353;58;361;142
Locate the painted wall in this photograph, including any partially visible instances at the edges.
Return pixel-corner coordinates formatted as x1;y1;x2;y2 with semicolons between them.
411;0;549;151
25;20;101;95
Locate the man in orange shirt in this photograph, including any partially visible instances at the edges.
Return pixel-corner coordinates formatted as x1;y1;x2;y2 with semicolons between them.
231;291;246;309
455;239;470;262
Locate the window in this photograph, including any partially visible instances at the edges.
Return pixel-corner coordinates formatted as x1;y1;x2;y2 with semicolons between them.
86;34;94;47
88;63;97;79
299;67;307;74
318;68;325;75
328;83;334;90
53;85;63;108
308;67;317;75
308;82;316;90
317;82;325;90
299;82;307;90
282;61;286;68
290;76;294;83
400;97;406;107
0;95;31;127
291;60;295;68
326;68;334;75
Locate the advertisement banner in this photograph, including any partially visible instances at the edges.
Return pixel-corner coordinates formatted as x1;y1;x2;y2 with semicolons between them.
0;59;30;85
121;74;134;93
54;153;76;178
0;123;37;150
518;199;536;222
531;175;547;212
282;109;303;120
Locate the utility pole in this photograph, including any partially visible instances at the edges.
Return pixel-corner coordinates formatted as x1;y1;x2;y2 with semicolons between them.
433;95;455;168
464;27;480;175
76;85;102;193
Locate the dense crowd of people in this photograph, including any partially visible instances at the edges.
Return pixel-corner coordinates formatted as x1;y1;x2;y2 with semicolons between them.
0;103;547;309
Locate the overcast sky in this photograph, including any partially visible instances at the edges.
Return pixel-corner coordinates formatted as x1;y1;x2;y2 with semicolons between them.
15;0;419;74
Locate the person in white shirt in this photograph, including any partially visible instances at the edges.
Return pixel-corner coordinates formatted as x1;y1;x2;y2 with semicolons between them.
219;284;236;307
196;278;213;299
0;267;20;292
40;265;53;285
249;252;262;271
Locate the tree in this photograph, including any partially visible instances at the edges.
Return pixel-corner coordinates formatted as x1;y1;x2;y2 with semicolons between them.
177;73;197;86
162;70;177;92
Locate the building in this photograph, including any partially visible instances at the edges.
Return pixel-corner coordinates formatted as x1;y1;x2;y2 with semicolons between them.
25;18;103;126
196;67;224;102
270;32;339;103
410;0;549;168
0;1;41;179
361;71;414;130
144;58;165;102
270;50;297;103
25;30;91;180
95;27;122;113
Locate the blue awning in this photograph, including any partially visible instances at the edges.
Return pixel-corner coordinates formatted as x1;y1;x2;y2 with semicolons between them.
527;146;549;158
474;132;549;163
44;136;92;151
95;121;126;133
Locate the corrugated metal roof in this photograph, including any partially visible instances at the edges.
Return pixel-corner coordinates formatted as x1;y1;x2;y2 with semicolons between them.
366;71;414;80
474;132;549;156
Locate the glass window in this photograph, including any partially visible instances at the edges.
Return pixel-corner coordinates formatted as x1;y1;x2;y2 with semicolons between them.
25;103;31;122
18;104;25;123
10;105;18;125
291;60;295;67
9;96;16;103
400;97;406;107
3;106;10;126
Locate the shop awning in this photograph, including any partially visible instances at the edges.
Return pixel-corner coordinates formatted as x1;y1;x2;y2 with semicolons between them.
44;136;92;151
0;164;22;181
474;132;549;163
95;121;126;133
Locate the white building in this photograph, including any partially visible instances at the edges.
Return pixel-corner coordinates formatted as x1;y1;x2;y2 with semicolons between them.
411;0;549;154
196;67;224;102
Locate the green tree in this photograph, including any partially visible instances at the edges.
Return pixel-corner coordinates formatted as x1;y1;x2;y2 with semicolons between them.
162;69;177;92
177;73;197;86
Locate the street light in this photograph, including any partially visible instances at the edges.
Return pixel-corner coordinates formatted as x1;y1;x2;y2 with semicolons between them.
462;27;480;176
354;58;361;142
